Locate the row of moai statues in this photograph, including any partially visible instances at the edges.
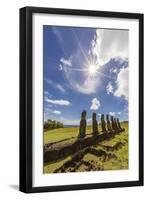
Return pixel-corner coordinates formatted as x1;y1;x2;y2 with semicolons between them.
78;110;122;138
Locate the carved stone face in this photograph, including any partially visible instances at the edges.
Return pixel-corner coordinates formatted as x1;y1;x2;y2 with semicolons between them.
101;114;104;120
111;116;113;121
92;113;96;120
106;114;109;120
81;110;86;120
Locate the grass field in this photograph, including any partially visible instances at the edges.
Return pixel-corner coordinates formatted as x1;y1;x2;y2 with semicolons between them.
44;126;93;145
44;122;128;173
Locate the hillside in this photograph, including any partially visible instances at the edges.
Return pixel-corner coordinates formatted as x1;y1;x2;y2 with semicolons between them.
44;122;128;173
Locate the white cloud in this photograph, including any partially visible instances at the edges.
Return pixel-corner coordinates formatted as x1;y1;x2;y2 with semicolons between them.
113;57;128;64
56;84;65;93
87;118;92;125
114;67;129;100
109;112;115;116
106;82;114;94
109;111;121;116
90;98;101;110
60;118;80;126
63;65;100;94
44;107;62;115
90;29;103;65
90;29;129;65
47;104;53;108
60;57;72;67
87;118;92;122
52;110;62;115
44;91;52;98
58;29;128;96
123;102;128;114
45;79;66;93
59;64;63;71
110;68;118;74
72;77;99;94
45;97;71;106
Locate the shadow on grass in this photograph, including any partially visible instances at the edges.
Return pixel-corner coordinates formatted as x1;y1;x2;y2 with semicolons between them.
44;129;125;164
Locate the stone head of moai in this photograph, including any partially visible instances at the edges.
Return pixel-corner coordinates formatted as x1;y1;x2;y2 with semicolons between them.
81;110;86;120
101;114;104;120
92;112;97;120
101;114;106;132
111;116;114;121
78;110;87;138
117;118;122;129
106;114;112;131
92;112;99;135
110;116;115;130
114;118;119;130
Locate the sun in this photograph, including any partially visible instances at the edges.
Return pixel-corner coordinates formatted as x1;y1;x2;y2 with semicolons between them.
88;64;97;75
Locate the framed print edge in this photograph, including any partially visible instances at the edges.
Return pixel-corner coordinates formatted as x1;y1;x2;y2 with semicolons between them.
19;6;144;193
19;7;33;193
138;13;144;187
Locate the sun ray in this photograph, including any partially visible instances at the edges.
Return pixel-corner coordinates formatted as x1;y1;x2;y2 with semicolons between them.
71;29;90;65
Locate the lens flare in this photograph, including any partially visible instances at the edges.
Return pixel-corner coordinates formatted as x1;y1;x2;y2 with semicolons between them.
88;65;97;75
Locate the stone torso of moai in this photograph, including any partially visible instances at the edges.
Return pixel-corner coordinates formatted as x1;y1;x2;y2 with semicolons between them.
114;118;119;130
92;113;99;136
78;110;87;138
101;114;106;132
106;114;112;131
111;116;115;130
117;118;122;129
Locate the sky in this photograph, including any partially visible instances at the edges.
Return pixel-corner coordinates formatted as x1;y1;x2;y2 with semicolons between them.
43;26;129;125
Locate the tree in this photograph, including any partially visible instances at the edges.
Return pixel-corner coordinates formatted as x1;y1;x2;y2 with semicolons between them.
44;119;64;131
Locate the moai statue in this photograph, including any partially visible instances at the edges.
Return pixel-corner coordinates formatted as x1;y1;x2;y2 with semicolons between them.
92;112;99;136
111;116;115;130
78;110;87;138
114;118;119;130
117;118;122;129
101;114;106;132
106;114;112;131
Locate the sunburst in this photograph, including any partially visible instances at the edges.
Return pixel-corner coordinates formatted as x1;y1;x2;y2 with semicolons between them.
88;64;97;75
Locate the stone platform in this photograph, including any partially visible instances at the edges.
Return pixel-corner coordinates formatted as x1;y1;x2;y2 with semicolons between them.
44;128;125;163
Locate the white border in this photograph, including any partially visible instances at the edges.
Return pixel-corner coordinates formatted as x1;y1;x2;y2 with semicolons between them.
32;13;139;187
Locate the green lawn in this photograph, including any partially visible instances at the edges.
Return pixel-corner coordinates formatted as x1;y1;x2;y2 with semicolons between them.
44;124;103;145
44;156;71;173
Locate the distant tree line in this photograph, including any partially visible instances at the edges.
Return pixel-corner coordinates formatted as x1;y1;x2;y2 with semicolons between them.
44;119;63;131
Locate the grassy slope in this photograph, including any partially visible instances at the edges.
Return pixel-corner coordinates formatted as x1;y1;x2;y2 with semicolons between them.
44;125;102;145
84;123;128;170
44;122;128;173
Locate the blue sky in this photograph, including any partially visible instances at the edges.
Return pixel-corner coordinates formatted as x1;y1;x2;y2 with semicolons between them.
43;26;129;125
